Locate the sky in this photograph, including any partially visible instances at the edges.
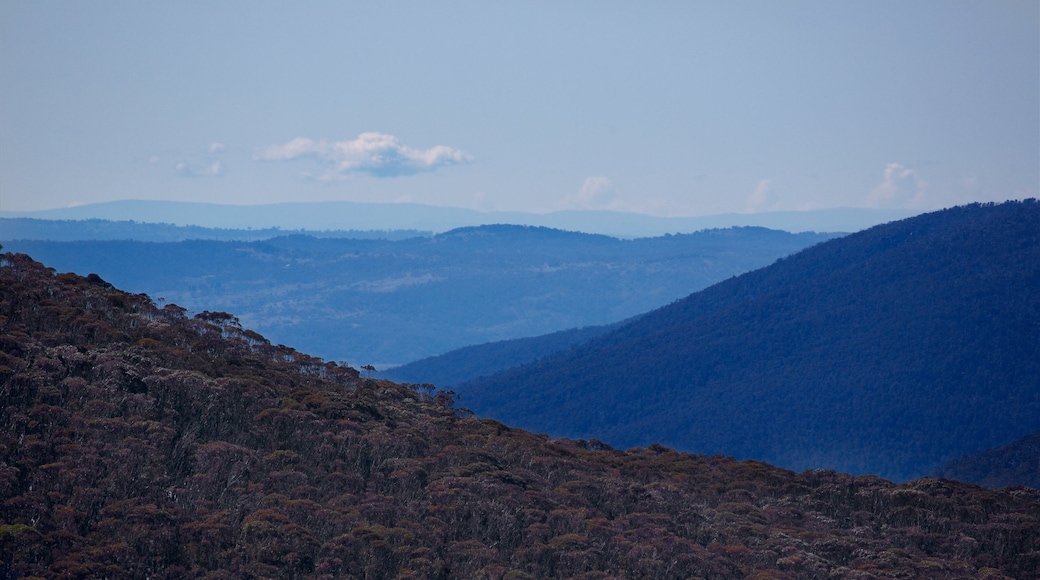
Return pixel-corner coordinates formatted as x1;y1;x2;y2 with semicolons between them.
1;1;1037;217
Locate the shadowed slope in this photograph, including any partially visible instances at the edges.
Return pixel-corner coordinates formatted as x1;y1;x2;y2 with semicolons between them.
933;431;1040;489
460;201;1040;482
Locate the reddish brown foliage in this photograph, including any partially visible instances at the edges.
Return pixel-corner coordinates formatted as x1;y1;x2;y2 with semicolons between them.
1;253;1039;579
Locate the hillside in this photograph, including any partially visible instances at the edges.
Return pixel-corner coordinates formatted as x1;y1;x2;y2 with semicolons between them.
932;431;1040;490
378;323;619;388
1;225;835;366
2;253;1039;578
458;201;1040;482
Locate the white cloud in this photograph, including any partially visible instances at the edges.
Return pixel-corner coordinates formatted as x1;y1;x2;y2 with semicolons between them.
255;132;472;178
867;162;926;208
746;179;775;213
176;160;223;177
556;176;675;215
471;191;495;211
560;176;617;210
173;143;226;178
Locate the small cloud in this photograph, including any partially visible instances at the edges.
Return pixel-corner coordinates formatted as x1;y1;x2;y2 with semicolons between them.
557;177;675;214
147;155;160;165
472;191;495;211
173;143;226;178
746;179;776;213
255;132;472;179
560;176;616;210
176;160;223;177
258;137;316;161
867;162;926;208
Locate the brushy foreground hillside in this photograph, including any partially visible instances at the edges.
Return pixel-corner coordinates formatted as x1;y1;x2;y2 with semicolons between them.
459;201;1040;482
1;254;1038;579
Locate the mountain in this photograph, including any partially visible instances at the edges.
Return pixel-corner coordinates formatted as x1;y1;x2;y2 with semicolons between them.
1;199;921;237
0;217;430;242
932;431;1040;490
1;225;835;366
457;201;1040;482
3;253;1038;578
378;323;621;388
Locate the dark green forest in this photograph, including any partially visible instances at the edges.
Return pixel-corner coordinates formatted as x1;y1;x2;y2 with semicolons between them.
2;253;1038;578
1;225;835;366
457;201;1040;483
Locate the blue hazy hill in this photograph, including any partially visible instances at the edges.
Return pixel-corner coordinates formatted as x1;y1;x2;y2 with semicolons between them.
1;199;919;238
0;217;429;242
1;224;835;366
457;201;1040;482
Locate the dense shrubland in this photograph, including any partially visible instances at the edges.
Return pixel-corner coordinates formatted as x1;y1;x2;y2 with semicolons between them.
2;253;1039;578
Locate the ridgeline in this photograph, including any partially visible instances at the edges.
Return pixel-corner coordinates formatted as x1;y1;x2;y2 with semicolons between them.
458;201;1040;482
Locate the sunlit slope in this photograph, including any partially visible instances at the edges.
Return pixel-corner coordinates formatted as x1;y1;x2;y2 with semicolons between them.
460;200;1040;482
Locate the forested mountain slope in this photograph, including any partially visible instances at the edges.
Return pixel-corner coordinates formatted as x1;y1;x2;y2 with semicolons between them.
932;431;1040;490
459;201;1040;483
2;253;1039;578
1;225;834;366
378;322;620;388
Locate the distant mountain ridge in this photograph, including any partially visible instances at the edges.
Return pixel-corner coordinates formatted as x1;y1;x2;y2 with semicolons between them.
0;225;835;366
932;431;1040;489
457;200;1040;482
0;217;430;242
1;199;922;237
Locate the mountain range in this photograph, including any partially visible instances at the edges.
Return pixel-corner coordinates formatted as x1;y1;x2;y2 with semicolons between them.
1;200;921;238
1;225;834;367
3;252;1037;578
0;217;430;242
449;200;1040;483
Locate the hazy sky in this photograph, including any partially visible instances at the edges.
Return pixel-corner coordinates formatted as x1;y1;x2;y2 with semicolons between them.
1;1;1037;216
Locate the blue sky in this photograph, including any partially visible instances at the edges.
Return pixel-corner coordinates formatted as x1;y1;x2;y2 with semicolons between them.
1;1;1037;216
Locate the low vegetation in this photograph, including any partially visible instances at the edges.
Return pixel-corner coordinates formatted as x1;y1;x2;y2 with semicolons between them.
2;253;1039;578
